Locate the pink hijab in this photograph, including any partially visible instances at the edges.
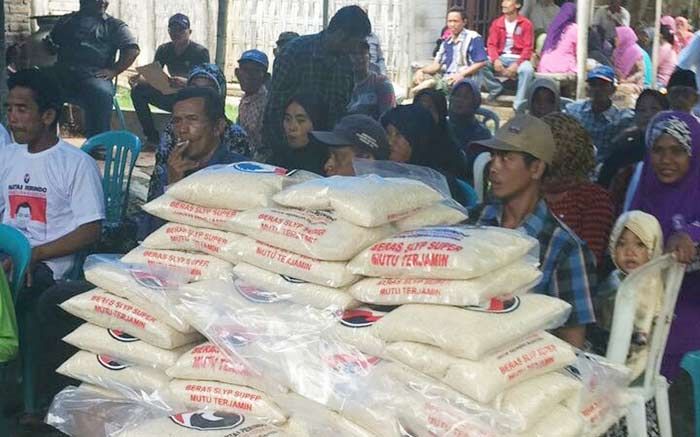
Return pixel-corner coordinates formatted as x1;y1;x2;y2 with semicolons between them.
614;26;643;78
676;17;694;50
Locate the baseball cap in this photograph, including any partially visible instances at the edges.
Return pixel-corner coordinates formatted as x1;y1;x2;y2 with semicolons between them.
276;31;299;46
667;68;698;91
237;49;269;70
168;13;190;29
587;65;616;84
472;114;555;164
311;114;390;160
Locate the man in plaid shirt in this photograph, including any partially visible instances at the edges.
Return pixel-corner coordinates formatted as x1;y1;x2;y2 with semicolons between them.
468;114;597;348
262;6;372;164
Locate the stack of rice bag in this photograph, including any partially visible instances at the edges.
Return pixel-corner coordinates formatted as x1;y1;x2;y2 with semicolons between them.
57;258;201;399
336;225;587;436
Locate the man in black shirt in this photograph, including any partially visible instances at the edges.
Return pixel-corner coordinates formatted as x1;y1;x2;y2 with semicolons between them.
46;0;140;137
130;13;210;144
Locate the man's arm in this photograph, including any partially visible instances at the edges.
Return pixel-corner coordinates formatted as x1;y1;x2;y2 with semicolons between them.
31;221;101;265
420;61;443;76
486;20;501;63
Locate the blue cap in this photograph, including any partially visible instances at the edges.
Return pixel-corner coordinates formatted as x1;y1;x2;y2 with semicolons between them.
168;13;190;29
238;49;269;70
587;65;616;84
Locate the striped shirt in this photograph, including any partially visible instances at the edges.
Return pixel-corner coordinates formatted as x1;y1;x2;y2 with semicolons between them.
469;199;598;326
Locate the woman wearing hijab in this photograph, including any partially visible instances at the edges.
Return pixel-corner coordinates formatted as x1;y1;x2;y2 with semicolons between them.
413;88;464;178
274;93;329;174
147;63;250;202
629;111;700;381
589;25;613;67
525;77;561;118
381;104;468;205
541;112;615;265
676;17;694;51
613;26;646;107
657;24;679;88
538;2;578;74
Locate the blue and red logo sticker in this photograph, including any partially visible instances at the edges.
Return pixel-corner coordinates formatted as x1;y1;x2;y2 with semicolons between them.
236;281;281;303
464;296;521;313
170;411;245;430
339;306;390;329
232;162;287;175
107;329;139;343
96;355;128;371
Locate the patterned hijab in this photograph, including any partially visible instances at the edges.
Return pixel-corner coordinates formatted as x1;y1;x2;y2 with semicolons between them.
188;63;227;99
614;26;643;78
541;113;596;185
630;111;700;240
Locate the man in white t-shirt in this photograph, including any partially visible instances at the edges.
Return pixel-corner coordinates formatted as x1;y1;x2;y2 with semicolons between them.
0;68;104;290
592;0;631;43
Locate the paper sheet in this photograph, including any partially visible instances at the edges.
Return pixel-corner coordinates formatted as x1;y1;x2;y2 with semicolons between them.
135;62;178;95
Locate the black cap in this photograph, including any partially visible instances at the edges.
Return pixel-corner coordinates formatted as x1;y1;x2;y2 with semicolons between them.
668;68;698;91
311;114;390;160
169;13;190;29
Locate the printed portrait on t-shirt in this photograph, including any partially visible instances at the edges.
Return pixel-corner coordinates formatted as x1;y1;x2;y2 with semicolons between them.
5;172;47;241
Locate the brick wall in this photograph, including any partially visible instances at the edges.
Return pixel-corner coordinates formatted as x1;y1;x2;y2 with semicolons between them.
5;0;32;45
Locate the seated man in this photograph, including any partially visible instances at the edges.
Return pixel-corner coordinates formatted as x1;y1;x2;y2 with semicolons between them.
482;0;535;110
566;65;634;163
347;40;396;120
0;68;104;409
130;13;210;145
314;114;390;176
468;114;598;347
150;86;247;199
412;7;489;94
45;0;140;137
235;49;271;162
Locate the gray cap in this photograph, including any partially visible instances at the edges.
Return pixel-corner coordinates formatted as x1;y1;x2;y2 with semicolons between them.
311;114;390;160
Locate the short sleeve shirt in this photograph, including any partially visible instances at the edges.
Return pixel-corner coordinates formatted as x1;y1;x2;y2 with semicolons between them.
434;30;489;75
0;140;105;279
49;12;139;76
154;41;210;78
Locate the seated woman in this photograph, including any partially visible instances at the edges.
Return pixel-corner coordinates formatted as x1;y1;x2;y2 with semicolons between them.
413;88;465;179
447;79;491;181
541;112;615;265
590;211;664;380
274;93;329;175
629;111;700;382
599;89;669;194
676;16;694;52
381;104;468;205
657;24;678;88
147;63;250;202
537;2;577;74
613;26;646;105
525;77;561;117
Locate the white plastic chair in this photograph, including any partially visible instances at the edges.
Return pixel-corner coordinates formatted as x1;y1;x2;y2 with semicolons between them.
605;254;686;437
473;152;491;203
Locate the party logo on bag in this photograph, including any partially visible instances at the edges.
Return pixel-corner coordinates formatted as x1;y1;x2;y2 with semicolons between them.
108;329;140;343
232;162;287;175
170;411;245;430
236;281;281;303
130;269;167;290
96;354;128;370
324;353;381;375
464;296;521;313
339;307;387;328
280;274;307;284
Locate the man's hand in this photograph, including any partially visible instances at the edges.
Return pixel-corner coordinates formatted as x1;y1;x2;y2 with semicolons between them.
167;143;200;185
168;76;188;89
446;72;464;86
128;74;145;88
95;68;117;81
493;59;505;75
505;63;519;79
666;232;698;264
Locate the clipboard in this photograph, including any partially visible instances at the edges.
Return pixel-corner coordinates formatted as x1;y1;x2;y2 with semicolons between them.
136;61;179;95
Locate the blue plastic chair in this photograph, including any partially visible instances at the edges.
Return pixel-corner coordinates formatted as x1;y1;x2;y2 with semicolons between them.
475;107;500;134
681;351;700;437
81;130;142;228
455;178;479;208
0;225;32;301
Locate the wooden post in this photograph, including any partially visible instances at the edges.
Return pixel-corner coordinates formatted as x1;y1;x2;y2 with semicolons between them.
651;0;661;88
576;0;590;100
215;0;229;69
